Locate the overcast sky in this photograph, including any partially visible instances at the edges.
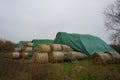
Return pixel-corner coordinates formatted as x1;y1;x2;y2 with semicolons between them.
0;0;116;43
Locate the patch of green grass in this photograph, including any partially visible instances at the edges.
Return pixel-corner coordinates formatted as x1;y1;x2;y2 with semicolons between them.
0;53;11;58
54;59;120;80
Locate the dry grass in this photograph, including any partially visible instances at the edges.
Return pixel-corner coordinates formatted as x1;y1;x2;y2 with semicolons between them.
0;59;30;80
0;54;120;80
30;63;62;80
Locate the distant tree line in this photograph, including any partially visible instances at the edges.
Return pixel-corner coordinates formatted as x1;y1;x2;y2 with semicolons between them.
0;39;17;53
104;0;120;54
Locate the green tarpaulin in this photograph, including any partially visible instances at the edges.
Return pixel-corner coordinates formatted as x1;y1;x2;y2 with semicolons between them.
54;32;116;56
17;41;27;48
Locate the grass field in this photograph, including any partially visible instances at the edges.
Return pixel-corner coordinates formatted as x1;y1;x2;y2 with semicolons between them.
0;53;120;80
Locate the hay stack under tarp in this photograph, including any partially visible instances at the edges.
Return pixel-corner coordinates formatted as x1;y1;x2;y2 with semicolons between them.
108;52;120;63
37;44;51;53
50;44;62;51
92;52;112;65
24;42;33;47
62;45;74;51
22;47;33;52
54;32;116;56
21;42;33;59
14;48;21;52
32;53;49;63
11;52;21;59
50;52;64;63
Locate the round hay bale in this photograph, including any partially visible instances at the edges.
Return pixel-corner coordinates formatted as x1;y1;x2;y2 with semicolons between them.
62;45;74;51
92;52;112;65
14;48;21;52
50;44;62;51
51;52;64;63
24;42;33;47
63;52;87;61
11;52;21;59
22;47;33;52
71;52;88;59
37;44;51;53
108;52;120;63
22;52;29;59
32;53;49;63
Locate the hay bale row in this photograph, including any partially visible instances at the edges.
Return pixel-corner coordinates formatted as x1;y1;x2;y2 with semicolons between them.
32;52;65;63
37;44;74;53
35;44;77;63
11;52;21;59
32;51;87;63
92;52;120;65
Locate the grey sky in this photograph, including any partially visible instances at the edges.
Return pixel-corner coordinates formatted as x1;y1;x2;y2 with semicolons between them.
0;0;115;43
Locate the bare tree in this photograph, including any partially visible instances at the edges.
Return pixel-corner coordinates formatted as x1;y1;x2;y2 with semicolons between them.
104;0;120;45
0;39;16;52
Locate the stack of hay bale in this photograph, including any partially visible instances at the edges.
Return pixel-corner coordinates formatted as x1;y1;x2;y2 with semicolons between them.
50;44;87;63
11;41;27;59
22;42;33;59
11;41;34;59
92;52;120;65
32;44;88;63
11;48;22;59
32;44;50;63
